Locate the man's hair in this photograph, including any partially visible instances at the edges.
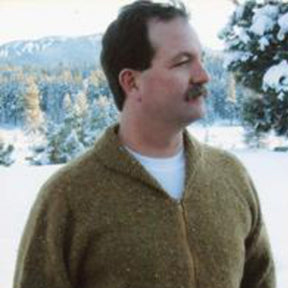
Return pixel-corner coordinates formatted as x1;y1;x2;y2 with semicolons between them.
100;0;189;111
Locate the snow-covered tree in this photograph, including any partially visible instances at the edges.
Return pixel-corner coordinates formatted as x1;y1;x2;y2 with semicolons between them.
203;50;241;124
86;70;112;103
63;92;73;113
0;76;25;126
30;94;85;165
30;94;118;165
0;134;14;166
24;77;44;133
220;0;288;136
74;91;89;117
83;95;118;146
30;115;85;165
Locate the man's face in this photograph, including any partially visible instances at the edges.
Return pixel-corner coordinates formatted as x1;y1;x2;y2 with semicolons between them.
136;17;210;128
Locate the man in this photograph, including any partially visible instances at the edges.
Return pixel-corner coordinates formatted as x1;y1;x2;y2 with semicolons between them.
14;1;275;288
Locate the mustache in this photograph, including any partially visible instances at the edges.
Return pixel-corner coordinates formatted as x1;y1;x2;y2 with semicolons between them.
186;84;208;101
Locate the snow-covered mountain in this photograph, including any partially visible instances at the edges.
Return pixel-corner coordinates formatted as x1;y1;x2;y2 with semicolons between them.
0;34;102;67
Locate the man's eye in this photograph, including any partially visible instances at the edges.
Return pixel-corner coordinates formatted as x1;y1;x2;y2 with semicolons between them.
174;60;190;67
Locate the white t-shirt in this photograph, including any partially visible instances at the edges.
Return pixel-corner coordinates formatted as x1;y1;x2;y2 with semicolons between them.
125;147;185;200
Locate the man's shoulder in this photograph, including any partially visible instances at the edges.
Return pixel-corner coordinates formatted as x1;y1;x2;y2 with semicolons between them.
187;133;252;190
39;135;119;204
195;140;259;208
41;125;120;195
38;148;99;197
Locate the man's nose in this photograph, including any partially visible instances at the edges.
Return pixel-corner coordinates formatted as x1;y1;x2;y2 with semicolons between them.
190;61;210;84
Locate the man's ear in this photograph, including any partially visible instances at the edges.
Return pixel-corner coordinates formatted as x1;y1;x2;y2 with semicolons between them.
118;69;140;96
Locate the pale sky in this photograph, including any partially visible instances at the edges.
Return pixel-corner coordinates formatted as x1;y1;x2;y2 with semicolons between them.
0;0;235;49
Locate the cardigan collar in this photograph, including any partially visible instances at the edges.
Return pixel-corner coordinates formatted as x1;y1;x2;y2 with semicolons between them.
93;123;202;200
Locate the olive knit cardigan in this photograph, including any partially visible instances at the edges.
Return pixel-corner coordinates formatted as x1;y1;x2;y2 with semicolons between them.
14;124;275;288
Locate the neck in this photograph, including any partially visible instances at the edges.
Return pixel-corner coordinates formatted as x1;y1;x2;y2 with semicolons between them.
118;112;184;158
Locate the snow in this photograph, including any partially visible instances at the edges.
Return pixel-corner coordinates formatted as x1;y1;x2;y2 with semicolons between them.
222;1;288;105
0;49;8;58
263;60;288;94
259;36;269;51
223;51;253;68
250;14;274;36
235;5;245;21
0;128;35;165
189;125;247;150
63;130;86;159
22;42;35;53
0;126;288;288
234;26;250;44
250;5;279;36
256;4;279;19
277;12;288;41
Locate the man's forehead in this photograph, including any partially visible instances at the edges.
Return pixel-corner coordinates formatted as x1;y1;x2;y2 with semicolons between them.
147;17;193;39
147;17;202;58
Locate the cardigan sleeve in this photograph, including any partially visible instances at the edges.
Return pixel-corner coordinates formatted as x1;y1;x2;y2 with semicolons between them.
13;185;74;288
240;177;276;288
218;150;276;288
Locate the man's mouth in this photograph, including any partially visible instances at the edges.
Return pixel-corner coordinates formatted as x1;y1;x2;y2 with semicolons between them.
185;85;208;101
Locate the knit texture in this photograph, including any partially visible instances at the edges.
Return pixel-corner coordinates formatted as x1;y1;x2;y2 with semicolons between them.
14;124;275;288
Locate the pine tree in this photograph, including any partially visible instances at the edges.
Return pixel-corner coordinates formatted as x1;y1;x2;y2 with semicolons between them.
0;134;14;166
30;91;87;165
74;91;88;118
220;0;288;136
24;76;44;134
83;95;118;146
29;82;118;165
203;51;241;124
63;92;73;114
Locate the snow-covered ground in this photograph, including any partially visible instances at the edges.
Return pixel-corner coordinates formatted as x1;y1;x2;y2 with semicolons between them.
1;126;287;287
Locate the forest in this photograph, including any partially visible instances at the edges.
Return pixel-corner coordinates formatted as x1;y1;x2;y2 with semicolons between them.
0;50;244;165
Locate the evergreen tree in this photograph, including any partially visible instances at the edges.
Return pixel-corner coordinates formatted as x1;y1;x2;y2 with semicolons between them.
0;134;14;166
63;92;73;113
74;91;89;118
220;0;288;136
86;70;111;102
204;51;241;124
30;116;85;165
83;95;118;146
30;93;118;165
0;76;25;126
24;76;44;133
30;92;84;165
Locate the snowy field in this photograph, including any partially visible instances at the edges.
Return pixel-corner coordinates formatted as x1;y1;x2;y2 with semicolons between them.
1;126;287;288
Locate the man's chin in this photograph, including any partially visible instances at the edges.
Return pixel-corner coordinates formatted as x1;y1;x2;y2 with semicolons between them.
187;104;207;124
180;110;206;127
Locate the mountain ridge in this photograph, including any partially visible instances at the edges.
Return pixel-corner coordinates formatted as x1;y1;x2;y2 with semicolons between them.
0;34;102;68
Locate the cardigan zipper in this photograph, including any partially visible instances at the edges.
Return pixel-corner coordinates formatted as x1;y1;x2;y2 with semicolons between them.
178;200;197;287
